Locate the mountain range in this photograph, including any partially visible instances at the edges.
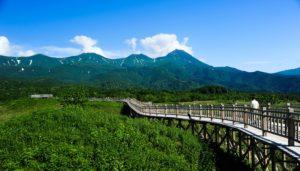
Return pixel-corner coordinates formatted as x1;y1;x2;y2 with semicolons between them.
0;50;300;92
276;68;300;77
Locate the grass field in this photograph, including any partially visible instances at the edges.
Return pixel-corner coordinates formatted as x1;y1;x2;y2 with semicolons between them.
0;99;215;170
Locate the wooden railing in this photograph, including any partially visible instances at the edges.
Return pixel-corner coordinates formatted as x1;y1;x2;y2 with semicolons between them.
125;99;300;146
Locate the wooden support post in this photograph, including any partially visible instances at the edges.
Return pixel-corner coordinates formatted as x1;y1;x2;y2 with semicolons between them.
238;131;242;157
248;137;252;163
287;103;295;146
215;126;218;143
226;127;230;153
263;144;268;170
262;107;268;136
129;108;132;117
270;146;276;171
221;104;225;123
251;138;255;170
155;105;158;116
243;105;248;128
203;123;207;140
282;153;287;170
191;121;195;135
233;131;236;149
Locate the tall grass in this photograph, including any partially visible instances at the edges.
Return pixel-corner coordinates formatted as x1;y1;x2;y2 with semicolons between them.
0;100;215;170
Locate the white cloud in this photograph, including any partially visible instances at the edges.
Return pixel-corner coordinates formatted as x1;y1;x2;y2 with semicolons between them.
70;35;105;56
41;46;81;57
0;36;11;55
125;38;138;51
139;33;193;57
1;34;194;58
0;36;36;56
18;50;36;57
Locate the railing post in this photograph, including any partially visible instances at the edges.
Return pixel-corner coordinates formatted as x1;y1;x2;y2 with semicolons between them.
232;104;236;124
267;103;271;110
164;104;167;117
210;105;213;121
155;105;158;116
262;107;268;136
148;105;151;115
287;103;295;146
243;105;248;128
199;104;202;120
188;105;192;119
221;104;225;123
176;105;179;118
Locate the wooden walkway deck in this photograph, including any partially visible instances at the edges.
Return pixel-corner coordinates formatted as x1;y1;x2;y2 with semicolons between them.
123;98;300;162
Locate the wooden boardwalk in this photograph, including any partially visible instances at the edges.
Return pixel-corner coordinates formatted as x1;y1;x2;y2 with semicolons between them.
121;98;300;169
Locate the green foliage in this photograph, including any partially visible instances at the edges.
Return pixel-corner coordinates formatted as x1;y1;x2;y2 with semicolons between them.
0;101;215;170
58;86;88;107
1;50;300;92
0;98;60;122
192;85;230;94
1;78;300;106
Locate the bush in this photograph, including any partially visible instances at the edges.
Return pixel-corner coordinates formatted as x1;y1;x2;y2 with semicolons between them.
0;101;215;170
58;86;88;107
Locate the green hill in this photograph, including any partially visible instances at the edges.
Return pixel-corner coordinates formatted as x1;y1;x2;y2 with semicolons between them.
1;50;300;92
0;100;214;170
276;67;300;76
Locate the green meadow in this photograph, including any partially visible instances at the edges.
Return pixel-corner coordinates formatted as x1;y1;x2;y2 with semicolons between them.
0;99;214;170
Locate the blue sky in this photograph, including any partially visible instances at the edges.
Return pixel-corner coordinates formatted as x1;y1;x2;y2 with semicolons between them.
0;0;300;72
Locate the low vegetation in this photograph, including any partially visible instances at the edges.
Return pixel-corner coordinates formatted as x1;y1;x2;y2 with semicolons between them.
1;79;300;106
0;100;215;170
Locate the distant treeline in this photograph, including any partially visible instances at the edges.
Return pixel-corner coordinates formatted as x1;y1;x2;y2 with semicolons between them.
1;79;300;105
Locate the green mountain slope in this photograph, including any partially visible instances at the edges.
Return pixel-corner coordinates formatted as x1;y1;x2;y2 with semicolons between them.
276;67;300;76
0;50;300;92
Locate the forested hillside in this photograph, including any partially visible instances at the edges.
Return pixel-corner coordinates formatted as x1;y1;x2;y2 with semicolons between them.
1;50;300;92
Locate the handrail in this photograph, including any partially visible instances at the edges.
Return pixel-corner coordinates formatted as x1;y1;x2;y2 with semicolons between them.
123;98;300;146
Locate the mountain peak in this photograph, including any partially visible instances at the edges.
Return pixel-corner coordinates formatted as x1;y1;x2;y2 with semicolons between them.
30;54;51;58
127;54;151;59
167;49;192;57
77;53;105;58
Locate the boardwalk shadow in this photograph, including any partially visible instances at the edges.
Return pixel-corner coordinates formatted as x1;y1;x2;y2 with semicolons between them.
213;146;251;171
120;103;131;116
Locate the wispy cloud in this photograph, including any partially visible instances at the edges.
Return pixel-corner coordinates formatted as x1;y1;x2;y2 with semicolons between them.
70;35;105;56
138;33;193;57
0;36;36;57
125;38;138;52
0;36;10;55
40;46;81;57
0;33;194;58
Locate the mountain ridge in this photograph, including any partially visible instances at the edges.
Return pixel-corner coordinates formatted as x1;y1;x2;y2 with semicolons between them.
276;67;300;76
0;49;300;92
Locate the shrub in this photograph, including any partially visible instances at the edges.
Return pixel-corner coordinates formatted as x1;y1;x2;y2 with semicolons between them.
58;86;88;107
0;101;215;170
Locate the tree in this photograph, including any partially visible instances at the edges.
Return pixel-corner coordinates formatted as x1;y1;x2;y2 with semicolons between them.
59;86;88;107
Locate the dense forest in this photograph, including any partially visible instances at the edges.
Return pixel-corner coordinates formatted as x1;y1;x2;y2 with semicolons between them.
1;50;300;93
1;79;300;106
